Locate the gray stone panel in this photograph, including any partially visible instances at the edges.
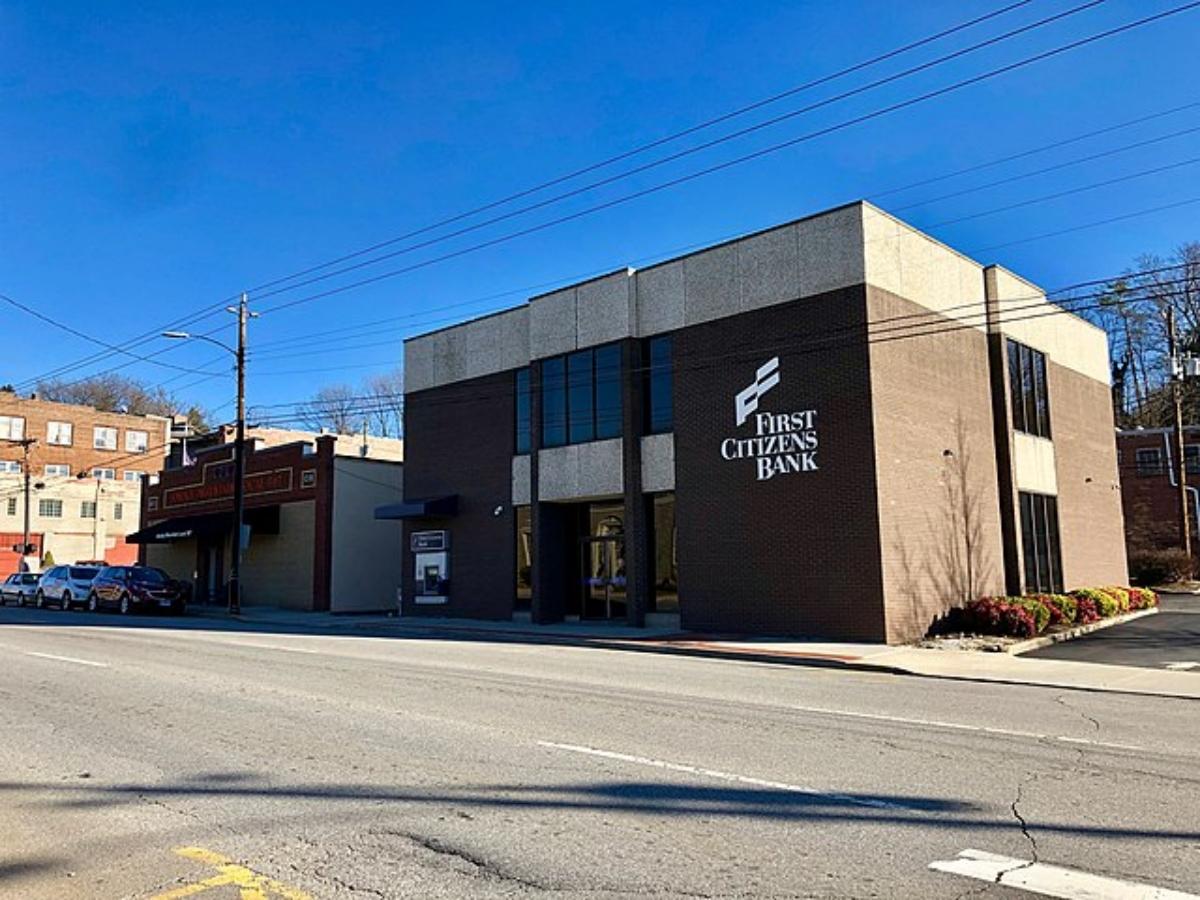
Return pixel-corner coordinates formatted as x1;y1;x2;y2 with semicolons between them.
495;307;531;370
529;287;578;360
577;271;633;348
640;433;675;492
538;439;624;501
431;329;467;386
684;242;739;326
404;337;435;393
636;261;685;336
511;454;531;505
738;225;800;311
797;204;865;298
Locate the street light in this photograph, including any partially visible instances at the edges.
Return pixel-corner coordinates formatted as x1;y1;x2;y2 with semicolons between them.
163;293;257;615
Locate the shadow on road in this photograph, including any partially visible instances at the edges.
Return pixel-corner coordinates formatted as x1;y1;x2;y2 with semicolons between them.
0;772;1197;843
0;856;67;886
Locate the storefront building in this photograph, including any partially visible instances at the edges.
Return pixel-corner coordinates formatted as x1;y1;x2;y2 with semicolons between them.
135;434;404;612
396;202;1127;642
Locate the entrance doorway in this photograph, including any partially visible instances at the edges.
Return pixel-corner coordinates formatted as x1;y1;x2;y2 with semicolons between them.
580;504;626;620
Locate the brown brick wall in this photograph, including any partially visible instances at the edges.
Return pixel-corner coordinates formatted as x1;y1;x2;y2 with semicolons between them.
866;287;1005;643
672;285;887;639
1046;363;1128;588
0;394;170;479
401;370;516;619
1117;429;1197;554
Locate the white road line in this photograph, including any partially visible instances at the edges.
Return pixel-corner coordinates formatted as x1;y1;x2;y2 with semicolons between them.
231;642;322;655
1164;662;1199;670
930;848;1200;899
22;651;109;668
537;740;903;810
790;704;1147;753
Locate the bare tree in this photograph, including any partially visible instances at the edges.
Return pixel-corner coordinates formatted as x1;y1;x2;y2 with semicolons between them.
295;384;359;434
35;374;210;431
363;369;404;437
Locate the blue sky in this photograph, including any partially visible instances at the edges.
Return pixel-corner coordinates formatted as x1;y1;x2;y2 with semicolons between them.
2;0;1198;422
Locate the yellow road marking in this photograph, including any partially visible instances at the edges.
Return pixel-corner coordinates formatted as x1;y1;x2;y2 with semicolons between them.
152;846;311;900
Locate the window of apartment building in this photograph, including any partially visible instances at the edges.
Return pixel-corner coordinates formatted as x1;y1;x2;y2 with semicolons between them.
1135;447;1163;476
645;335;674;434
515;505;531;611
0;460;20;474
81;500;97;519
47;421;73;446
38;498;62;518
113;502;123;521
93;426;118;450
514;368;531;454
541;344;622;448
5;497;16;516
44;464;70;478
91;467;116;480
1008;340;1051;439
1186;444;1200;475
0;415;24;441
123;470;142;483
125;430;149;453
1019;491;1062;594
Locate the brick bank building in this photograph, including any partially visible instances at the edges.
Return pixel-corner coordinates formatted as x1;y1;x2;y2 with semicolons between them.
393;202;1127;642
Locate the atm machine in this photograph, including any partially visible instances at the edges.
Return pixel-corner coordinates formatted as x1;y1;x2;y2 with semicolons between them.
411;530;450;604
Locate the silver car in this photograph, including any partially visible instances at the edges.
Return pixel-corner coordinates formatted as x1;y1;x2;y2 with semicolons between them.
1;572;42;606
35;566;100;610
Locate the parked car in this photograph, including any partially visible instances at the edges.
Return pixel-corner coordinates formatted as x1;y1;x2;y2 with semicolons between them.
87;566;186;615
1;572;43;606
35;565;101;610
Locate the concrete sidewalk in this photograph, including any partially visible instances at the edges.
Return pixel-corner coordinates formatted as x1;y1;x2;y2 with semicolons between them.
185;605;1200;700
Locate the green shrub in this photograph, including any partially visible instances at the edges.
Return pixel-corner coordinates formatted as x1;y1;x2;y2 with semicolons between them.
1101;586;1131;613
1070;587;1119;618
1030;593;1077;626
1012;597;1051;633
1128;548;1192;586
1128;587;1159;610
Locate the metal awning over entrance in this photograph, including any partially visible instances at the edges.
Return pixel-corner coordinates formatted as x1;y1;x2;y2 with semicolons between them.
374;496;458;520
128;506;282;544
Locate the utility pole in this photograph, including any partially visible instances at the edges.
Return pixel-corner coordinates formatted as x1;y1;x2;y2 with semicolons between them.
1168;307;1193;569
19;438;36;569
229;292;250;616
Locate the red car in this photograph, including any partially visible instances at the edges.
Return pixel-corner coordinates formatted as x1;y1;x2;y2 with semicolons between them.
87;566;186;615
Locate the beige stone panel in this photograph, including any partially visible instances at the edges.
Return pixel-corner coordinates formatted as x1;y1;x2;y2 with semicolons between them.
511;454;531;505
1013;432;1058;495
862;204;986;331
987;266;1110;386
331;458;405;612
635;260;685;336
640;433;675;493
738;224;800;311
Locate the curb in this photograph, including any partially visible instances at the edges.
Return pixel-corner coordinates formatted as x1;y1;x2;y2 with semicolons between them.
1007;607;1159;655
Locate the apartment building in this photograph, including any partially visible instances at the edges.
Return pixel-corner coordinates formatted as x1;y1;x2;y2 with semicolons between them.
392;201;1127;642
0;392;171;574
1116;425;1200;556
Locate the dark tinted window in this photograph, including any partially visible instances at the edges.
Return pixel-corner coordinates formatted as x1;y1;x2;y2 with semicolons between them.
1009;339;1051;439
594;345;622;439
514;368;531;454
21;574;38;584
541;357;566;448
133;568;169;585
645;336;673;434
1019;491;1062;593
568;350;596;444
70;567;99;580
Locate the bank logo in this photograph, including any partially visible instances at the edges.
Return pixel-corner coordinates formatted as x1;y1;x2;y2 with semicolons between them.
734;356;780;426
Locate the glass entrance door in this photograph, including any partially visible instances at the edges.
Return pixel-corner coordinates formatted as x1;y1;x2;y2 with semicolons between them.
580;536;626;620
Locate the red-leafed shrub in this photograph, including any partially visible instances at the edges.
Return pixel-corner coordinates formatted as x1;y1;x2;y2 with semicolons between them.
1074;596;1101;624
1029;593;1077;626
1127;587;1159;610
963;597;1038;638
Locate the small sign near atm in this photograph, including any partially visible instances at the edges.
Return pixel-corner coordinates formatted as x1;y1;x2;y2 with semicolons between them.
411;530;449;552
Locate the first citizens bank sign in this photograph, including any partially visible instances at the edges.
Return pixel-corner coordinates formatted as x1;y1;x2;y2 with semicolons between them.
719;356;819;481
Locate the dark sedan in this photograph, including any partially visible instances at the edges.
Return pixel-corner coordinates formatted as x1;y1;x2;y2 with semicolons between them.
87;566;186;615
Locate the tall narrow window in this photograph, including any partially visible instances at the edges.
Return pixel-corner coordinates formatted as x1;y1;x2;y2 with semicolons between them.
645;336;673;434
1019;491;1063;593
567;350;596;444
514;368;531;454
594;344;622;439
651;493;679;612
1008;340;1051;439
515;505;532;611
541;357;567;448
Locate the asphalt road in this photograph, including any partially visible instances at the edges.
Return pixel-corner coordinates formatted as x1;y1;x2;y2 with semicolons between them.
1;606;1198;900
1027;592;1200;671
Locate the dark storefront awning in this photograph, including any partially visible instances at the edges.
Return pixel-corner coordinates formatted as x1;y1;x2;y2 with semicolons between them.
374;495;458;520
128;506;282;544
